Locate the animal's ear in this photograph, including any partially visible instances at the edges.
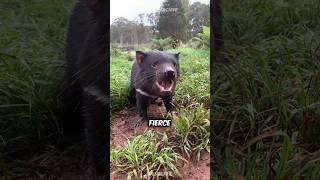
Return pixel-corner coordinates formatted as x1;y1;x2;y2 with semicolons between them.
85;0;106;16
136;51;146;64
174;52;180;60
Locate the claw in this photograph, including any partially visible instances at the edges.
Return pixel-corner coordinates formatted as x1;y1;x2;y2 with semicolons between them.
134;116;147;128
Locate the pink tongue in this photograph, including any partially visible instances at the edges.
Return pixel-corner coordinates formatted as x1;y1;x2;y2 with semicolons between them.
157;80;173;92
161;82;169;88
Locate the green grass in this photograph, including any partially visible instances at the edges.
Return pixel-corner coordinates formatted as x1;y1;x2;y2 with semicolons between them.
172;103;210;160
213;0;320;179
110;56;133;111
0;0;75;177
111;130;186;179
174;48;210;107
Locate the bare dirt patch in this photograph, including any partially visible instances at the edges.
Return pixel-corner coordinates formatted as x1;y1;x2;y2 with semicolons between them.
178;151;210;180
110;104;171;147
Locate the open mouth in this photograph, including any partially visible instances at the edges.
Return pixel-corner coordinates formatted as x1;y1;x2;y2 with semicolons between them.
156;79;174;92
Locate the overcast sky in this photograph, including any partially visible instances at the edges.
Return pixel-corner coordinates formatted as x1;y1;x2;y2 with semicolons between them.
110;0;210;24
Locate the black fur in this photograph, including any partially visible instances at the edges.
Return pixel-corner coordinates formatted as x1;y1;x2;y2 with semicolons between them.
62;0;107;177
129;51;180;124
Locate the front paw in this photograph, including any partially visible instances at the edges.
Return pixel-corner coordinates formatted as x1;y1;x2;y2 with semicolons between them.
134;116;147;128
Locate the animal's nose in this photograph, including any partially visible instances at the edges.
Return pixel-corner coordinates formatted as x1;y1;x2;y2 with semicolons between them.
165;70;175;78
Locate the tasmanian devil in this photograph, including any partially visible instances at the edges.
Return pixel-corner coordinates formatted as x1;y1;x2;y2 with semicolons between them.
129;51;180;126
62;0;107;178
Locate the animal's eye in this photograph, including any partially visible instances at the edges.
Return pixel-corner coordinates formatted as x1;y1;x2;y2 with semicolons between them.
173;62;177;67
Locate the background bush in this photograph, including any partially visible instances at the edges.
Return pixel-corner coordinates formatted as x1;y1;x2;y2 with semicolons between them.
188;26;210;49
151;37;174;51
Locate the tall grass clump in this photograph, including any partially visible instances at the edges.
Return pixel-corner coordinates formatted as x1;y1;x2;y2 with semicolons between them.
111;130;186;179
172;103;210;160
0;0;75;173
0;1;78;179
213;0;320;178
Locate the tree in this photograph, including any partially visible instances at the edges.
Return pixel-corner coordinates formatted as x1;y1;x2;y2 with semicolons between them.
157;0;188;42
137;13;145;24
147;12;160;36
110;17;152;46
187;2;210;38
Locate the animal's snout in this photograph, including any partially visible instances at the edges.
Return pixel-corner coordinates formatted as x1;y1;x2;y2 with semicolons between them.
165;69;175;79
162;65;176;79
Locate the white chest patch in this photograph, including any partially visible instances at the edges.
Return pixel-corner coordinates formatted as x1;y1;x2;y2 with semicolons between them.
136;88;158;98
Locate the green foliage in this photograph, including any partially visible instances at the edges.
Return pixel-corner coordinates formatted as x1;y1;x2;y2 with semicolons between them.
174;48;210;107
172;104;210;160
201;26;210;46
213;0;320;178
111;130;186;179
110;43;123;57
276;136;293;180
187;2;210;37
151;37;173;51
110;58;133;112
188;26;210;49
0;0;74;175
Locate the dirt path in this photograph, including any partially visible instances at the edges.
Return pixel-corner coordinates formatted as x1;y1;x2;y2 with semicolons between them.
110;104;210;180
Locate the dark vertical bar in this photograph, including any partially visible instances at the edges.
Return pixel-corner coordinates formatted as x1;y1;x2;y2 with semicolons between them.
106;0;110;178
210;0;223;179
